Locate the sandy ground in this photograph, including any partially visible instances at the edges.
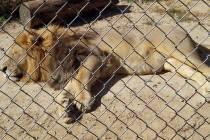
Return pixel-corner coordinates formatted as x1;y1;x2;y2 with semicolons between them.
0;0;210;139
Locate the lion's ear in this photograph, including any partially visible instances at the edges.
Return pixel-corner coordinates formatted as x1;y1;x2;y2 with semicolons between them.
15;32;31;46
16;30;43;47
29;29;44;46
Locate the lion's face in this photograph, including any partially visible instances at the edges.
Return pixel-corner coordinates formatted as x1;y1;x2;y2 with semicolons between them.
0;30;45;82
1;43;27;81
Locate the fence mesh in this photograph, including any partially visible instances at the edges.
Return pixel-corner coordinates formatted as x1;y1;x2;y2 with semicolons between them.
0;0;210;139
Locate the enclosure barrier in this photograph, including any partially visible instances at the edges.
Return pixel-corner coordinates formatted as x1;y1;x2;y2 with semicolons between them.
0;0;210;139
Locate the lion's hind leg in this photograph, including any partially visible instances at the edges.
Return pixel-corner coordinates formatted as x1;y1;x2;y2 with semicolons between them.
164;58;210;98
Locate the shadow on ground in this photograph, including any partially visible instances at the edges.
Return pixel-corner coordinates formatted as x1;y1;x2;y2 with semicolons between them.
33;5;131;28
90;74;127;112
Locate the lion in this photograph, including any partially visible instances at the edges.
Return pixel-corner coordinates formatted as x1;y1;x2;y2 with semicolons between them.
1;25;210;123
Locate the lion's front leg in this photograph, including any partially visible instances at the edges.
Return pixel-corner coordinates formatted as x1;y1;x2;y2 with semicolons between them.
71;55;101;112
56;89;76;124
72;81;93;112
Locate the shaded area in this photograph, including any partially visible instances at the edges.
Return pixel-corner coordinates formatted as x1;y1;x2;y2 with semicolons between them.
90;75;127;112
32;4;131;28
64;5;131;27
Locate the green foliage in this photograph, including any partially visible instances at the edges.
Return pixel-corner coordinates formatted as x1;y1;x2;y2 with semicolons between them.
0;14;9;24
0;16;6;23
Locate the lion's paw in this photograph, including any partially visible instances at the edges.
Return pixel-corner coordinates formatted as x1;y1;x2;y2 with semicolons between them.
58;103;81;124
60;112;75;124
74;91;94;112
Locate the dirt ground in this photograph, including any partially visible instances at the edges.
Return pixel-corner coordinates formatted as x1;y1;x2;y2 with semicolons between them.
0;0;210;139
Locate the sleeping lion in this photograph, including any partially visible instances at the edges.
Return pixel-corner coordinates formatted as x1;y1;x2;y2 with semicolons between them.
1;25;210;123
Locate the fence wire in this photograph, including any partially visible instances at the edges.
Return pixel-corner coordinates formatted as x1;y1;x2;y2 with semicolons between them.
0;0;210;140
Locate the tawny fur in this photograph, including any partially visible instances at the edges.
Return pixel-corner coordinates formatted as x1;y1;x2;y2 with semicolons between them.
1;25;210;123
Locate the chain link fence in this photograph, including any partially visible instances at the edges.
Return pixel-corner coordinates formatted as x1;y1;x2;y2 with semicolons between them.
0;0;210;139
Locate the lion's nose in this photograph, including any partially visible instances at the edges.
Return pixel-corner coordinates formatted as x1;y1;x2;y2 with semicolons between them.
0;66;7;73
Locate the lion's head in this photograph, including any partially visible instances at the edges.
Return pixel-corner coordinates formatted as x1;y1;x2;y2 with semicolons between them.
0;29;46;82
0;26;97;89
